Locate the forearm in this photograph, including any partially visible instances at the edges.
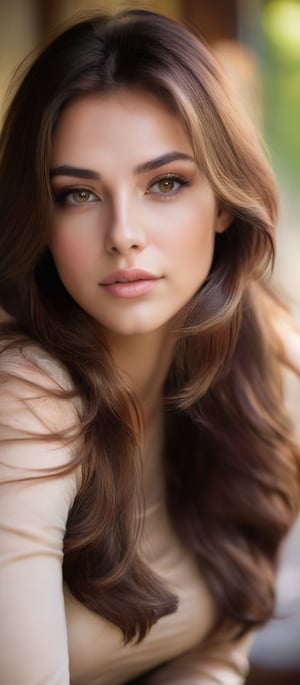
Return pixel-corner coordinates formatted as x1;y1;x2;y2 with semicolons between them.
126;632;252;685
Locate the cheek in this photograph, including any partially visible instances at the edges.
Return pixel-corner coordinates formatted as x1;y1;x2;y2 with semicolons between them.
184;230;215;287
50;227;93;275
169;205;216;263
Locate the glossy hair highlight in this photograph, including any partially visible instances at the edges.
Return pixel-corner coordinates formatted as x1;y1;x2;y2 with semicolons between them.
0;9;299;642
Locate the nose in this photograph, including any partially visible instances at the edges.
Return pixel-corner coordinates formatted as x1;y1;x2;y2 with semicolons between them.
104;194;147;255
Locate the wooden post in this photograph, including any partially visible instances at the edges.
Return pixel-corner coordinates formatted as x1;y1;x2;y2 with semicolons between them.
180;0;238;43
36;0;65;37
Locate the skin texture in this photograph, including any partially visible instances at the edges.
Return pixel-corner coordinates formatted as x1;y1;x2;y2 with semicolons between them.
49;89;231;347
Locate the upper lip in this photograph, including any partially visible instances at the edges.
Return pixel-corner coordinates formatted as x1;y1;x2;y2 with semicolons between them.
100;269;160;285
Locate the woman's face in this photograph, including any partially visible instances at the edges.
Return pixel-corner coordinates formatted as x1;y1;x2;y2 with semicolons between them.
49;89;230;339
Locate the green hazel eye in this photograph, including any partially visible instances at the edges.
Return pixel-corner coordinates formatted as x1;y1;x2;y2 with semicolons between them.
158;179;175;193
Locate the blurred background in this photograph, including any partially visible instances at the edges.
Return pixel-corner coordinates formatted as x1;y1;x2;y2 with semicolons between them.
0;1;299;683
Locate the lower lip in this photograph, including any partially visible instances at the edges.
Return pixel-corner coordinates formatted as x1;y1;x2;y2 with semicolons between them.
101;279;159;298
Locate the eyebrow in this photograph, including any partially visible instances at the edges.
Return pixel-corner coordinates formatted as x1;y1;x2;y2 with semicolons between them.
49;165;100;180
134;151;194;173
49;152;195;181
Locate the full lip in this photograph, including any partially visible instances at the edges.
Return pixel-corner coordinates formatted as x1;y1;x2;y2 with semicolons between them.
100;268;161;285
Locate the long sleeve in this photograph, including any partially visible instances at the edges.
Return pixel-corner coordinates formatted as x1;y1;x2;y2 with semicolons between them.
133;630;252;685
0;348;79;684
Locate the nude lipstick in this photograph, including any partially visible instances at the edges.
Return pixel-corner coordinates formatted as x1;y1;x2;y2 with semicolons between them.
100;269;161;298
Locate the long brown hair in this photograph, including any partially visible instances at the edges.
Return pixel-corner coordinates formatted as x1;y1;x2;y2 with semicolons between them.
0;9;299;642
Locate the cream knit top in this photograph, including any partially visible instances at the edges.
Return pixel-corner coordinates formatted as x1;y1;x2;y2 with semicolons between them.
3;327;297;684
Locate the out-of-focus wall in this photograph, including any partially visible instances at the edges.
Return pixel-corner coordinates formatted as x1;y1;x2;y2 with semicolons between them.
44;0;180;32
0;0;39;114
61;0;179;18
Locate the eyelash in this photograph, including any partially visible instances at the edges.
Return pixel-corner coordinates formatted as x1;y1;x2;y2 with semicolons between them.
53;173;190;207
147;173;190;198
53;186;98;207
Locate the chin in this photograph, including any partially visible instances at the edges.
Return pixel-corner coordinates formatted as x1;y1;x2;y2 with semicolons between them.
99;316;173;338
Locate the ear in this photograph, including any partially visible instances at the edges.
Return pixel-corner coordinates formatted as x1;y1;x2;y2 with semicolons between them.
215;206;233;234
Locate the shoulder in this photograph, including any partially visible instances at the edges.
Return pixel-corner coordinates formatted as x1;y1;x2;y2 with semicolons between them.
258;287;300;434
0;335;72;390
268;298;300;374
254;285;300;373
278;313;300;437
0;337;82;477
274;309;300;375
0;310;71;386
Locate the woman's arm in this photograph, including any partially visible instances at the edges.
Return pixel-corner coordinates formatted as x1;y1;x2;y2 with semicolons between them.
0;350;78;684
129;629;252;685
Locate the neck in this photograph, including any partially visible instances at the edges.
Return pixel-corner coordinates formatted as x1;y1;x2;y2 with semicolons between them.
105;329;176;424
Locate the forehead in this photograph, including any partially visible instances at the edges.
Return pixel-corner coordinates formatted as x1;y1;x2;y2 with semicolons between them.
51;88;193;168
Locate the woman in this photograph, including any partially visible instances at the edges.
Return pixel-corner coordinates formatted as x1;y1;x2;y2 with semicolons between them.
0;9;299;685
